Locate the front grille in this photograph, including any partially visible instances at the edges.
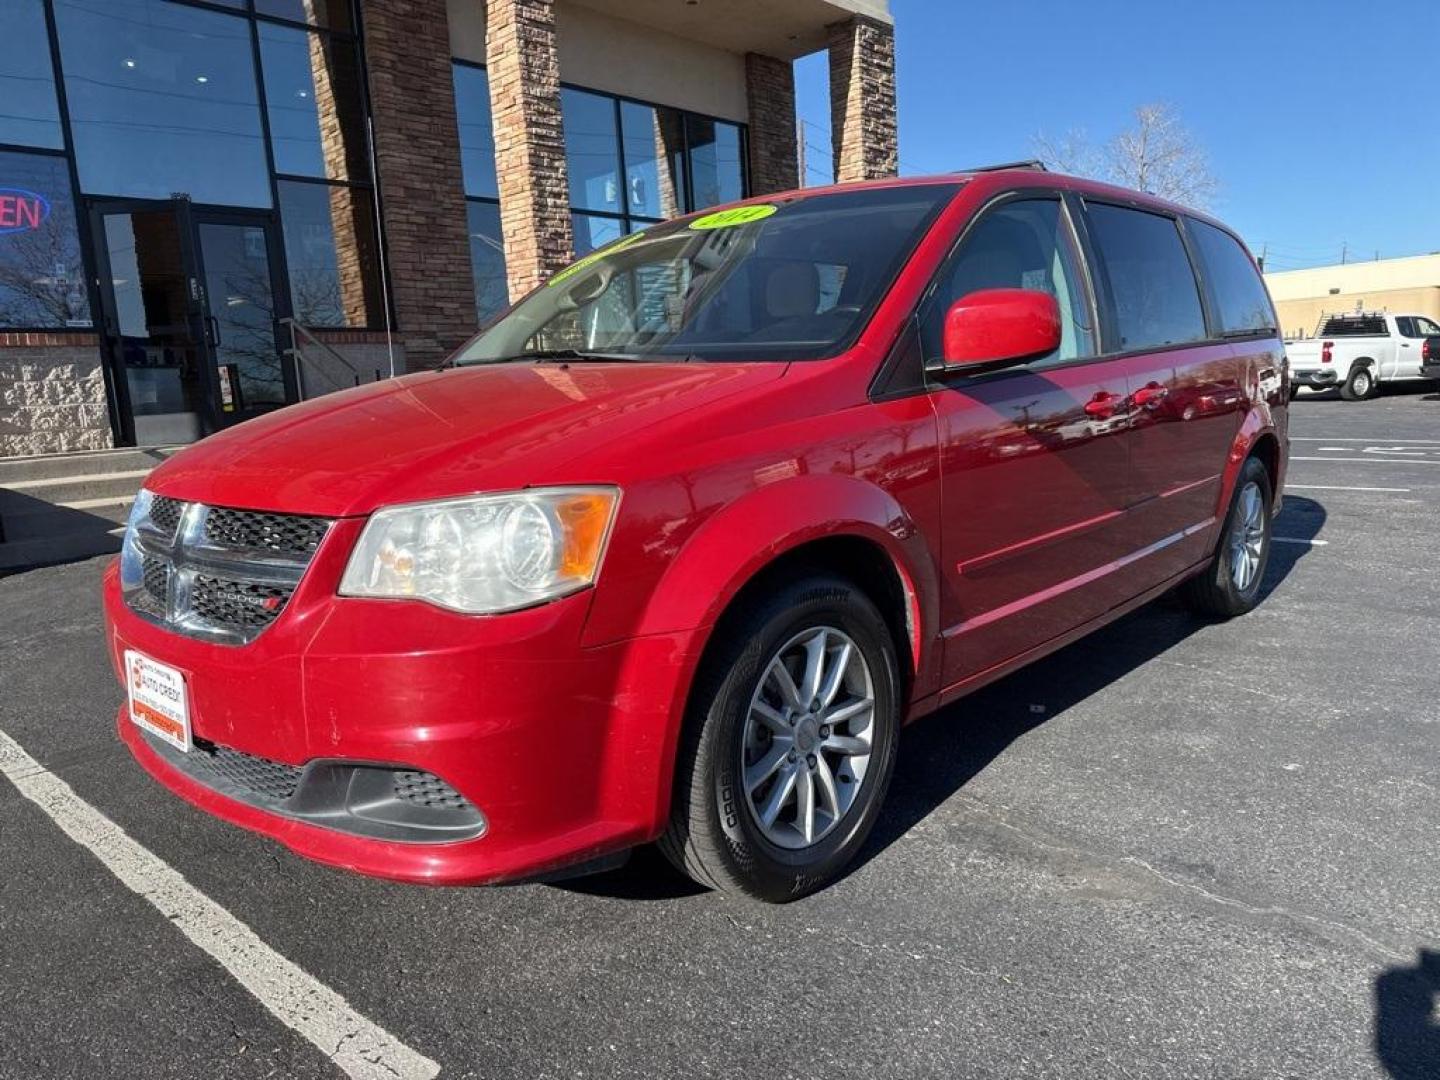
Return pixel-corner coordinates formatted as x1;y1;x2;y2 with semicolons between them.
149;495;184;539
123;499;333;645
393;770;474;811
191;740;303;802
192;575;291;629
204;508;330;556
141;554;169;606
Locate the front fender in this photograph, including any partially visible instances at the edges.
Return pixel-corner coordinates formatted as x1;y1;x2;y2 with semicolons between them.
633;472;940;687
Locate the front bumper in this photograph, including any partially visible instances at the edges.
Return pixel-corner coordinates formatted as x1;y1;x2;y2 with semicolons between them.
103;558;701;885
1291;368;1339;388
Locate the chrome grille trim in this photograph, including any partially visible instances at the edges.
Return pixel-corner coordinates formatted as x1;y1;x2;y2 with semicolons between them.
122;500;333;645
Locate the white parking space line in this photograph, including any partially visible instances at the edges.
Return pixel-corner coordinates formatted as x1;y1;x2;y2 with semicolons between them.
0;728;439;1080
1286;485;1411;493
1290;456;1440;466
1273;538;1328;546
1290;437;1440;444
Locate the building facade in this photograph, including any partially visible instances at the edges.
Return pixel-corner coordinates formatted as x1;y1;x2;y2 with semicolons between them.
0;0;897;457
1265;253;1440;340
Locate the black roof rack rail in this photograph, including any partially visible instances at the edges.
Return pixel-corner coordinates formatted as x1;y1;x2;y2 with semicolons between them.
956;159;1049;174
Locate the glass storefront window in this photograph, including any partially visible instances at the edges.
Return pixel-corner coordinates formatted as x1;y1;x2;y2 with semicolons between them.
259;22;368;182
620;101;685;222
0;1;65;149
687;116;744;211
562;89;622;215
453;64;498;200
277;179;381;327
253;0;353;33
55;0;271;207
571;213;623;257
467;200;507;323
0;151;90;328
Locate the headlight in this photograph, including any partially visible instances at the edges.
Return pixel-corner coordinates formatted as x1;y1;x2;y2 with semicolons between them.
338;487;620;613
118;488;153;591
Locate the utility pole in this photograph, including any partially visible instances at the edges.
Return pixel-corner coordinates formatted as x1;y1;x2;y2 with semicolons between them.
1258;242;1267;271
1341;241;1348;265
797;124;806;188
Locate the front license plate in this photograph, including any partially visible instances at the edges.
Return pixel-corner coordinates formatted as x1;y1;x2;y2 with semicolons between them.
124;650;192;752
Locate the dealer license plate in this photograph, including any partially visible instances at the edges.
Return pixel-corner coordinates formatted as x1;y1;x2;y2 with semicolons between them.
124;650;192;752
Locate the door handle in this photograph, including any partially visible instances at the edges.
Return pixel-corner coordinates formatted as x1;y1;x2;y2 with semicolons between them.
1084;391;1122;419
205;314;221;347
1132;383;1169;410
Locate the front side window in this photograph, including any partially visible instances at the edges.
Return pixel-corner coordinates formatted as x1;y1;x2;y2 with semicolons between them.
55;0;272;207
1397;315;1440;338
0;151;90;328
0;0;65;149
455;184;958;364
1086;203;1206;351
1187;219;1275;335
921;198;1096;369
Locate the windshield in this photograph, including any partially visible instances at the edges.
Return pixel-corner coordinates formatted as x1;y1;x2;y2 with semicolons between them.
455;184;959;364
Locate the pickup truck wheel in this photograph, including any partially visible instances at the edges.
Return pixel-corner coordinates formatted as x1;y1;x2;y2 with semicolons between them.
1340;364;1376;401
1180;457;1273;618
660;574;900;902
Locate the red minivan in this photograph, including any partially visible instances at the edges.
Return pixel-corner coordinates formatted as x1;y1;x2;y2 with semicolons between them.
103;168;1288;901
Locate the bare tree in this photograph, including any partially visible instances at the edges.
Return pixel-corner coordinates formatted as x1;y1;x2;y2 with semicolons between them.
1033;103;1217;209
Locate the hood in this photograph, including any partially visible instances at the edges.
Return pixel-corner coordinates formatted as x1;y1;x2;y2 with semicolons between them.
147;361;786;517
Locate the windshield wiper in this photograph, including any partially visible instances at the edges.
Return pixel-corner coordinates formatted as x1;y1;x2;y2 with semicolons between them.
513;348;646;363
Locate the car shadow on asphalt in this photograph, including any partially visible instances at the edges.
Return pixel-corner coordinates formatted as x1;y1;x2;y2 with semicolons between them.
1374;950;1440;1079
561;496;1327;902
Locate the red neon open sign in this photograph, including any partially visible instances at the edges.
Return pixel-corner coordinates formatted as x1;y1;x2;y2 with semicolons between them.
0;188;50;234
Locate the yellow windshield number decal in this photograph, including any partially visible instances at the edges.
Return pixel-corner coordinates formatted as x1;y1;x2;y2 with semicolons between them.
688;205;778;230
548;231;648;287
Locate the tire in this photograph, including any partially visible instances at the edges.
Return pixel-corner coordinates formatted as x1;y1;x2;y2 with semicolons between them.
1340;363;1376;401
659;573;901;902
1180;456;1273;618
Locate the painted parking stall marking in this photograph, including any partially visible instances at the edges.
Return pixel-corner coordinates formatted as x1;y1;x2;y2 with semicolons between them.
0;728;440;1080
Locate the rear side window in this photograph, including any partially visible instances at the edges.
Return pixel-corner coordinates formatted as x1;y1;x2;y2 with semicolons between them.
1187;219;1276;335
1085;203;1206;351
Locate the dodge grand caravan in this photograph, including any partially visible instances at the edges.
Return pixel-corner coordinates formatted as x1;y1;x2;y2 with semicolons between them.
104;169;1289;901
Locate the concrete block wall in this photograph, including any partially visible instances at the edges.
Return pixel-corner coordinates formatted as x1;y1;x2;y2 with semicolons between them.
0;335;113;457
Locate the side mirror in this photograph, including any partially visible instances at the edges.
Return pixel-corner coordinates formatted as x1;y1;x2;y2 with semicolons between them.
939;288;1062;372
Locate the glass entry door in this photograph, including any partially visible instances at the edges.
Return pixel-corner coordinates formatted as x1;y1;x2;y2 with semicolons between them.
91;198;295;445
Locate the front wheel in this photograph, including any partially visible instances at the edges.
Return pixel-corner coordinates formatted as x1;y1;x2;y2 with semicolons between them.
660;574;901;902
1180;456;1273;618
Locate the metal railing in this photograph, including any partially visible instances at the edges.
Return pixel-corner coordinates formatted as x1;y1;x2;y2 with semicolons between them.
281;318;385;399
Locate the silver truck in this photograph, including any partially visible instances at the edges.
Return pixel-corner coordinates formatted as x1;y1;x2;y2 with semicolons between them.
1286;311;1440;400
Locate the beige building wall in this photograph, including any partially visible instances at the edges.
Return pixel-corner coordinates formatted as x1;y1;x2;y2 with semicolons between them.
1266;253;1440;338
446;0;747;120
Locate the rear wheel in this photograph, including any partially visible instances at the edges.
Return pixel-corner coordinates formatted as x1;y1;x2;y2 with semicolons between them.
660;574;900;902
1180;456;1273;618
1340;363;1376;401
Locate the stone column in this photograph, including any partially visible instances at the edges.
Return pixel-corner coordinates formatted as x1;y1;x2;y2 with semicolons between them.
485;0;573;299
827;16;898;183
360;0;474;369
744;53;799;195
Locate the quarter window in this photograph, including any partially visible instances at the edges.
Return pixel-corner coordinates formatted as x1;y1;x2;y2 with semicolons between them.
1187;219;1275;335
1086;203;1206;350
923;199;1097;369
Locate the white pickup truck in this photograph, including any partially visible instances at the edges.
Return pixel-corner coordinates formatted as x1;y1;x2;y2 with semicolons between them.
1286;311;1440;400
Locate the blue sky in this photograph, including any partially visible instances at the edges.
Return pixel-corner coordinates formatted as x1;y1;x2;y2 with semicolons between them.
795;0;1440;271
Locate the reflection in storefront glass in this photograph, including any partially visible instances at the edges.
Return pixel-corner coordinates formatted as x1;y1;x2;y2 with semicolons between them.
55;0;271;207
0;152;90;328
277;179;382;328
258;22;368;183
687;117;744;211
454;65;499;200
0;1;65;149
467;201;507;324
620;101;686;222
571;213;622;257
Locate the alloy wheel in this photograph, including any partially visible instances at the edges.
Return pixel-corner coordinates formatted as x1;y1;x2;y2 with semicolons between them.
1228;481;1266;594
740;626;875;850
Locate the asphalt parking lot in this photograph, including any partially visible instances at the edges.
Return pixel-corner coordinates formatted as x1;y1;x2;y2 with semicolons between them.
2;388;1438;1080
